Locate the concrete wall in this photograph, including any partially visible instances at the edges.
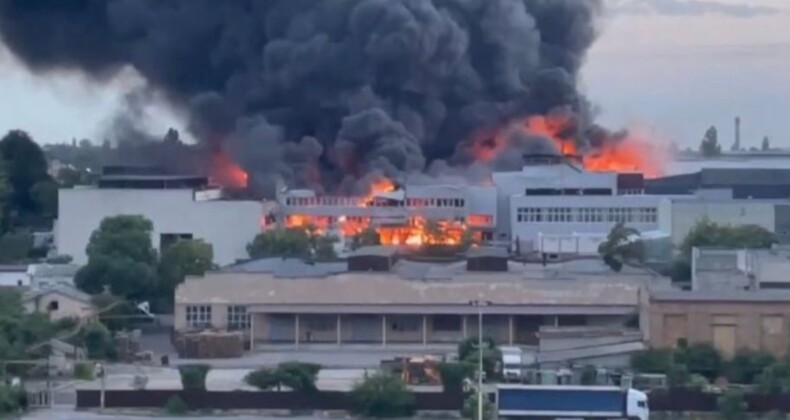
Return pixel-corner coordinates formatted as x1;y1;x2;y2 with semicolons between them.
57;188;261;266
25;294;93;320
649;300;790;357
0;271;29;287
666;200;776;246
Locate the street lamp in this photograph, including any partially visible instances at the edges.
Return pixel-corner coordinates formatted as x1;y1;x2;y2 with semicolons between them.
469;300;492;420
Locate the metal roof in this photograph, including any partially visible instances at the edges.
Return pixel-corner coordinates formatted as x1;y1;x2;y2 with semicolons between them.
700;168;790;186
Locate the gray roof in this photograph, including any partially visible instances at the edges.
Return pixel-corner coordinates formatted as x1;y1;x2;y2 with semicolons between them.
701;168;790;186
695;253;739;271
177;272;643;308
28;263;81;278
538;341;646;363
349;246;399;258
220;258;347;278
23;284;92;304
0;265;28;272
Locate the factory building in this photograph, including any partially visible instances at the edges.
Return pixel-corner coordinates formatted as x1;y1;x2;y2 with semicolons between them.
492;156;660;252
657;192;790;246
175;254;649;354
56;168;262;266
647;168;790;199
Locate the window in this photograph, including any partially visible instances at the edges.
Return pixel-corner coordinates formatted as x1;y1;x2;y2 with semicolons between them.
227;306;250;331
517;207;543;223
186;305;212;329
545;207;572;223
160;233;193;250
390;316;420;332
432;315;461;332
48;300;59;311
637;401;647;409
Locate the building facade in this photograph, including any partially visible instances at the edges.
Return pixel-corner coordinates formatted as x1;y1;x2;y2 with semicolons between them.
648;290;790;358
57;181;262;266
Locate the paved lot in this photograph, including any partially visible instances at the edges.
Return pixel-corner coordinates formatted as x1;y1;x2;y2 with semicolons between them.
23;407;457;419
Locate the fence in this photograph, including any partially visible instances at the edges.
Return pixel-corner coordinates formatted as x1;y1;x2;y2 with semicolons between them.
76;390;464;411
649;389;790;413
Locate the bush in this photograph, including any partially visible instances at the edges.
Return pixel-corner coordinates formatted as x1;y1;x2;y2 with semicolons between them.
164;395;188;415
179;365;210;390
0;385;26;416
675;342;724;381
0;233;33;263
244;362;322;392
462;392;494;420
727;349;776;385
717;389;747;420
458;337;501;380
73;362;94;380
630;348;673;374
350;373;415;418
82;321;116;360
438;362;474;394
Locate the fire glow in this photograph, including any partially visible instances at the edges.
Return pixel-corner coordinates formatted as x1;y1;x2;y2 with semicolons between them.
470;115;665;178
212;153;249;189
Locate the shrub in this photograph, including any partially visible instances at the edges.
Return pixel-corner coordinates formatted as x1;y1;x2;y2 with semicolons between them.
179;365;210;390
458;337;501;380
438;362;474;394
0;385;26;416
630;348;673;374
244;362;322;392
350;373;415;418
164;395;188;415
462;392;494;420
675;343;724;381
727;349;776;385
82;321;116;360
717;389;747;420
73;362;94;380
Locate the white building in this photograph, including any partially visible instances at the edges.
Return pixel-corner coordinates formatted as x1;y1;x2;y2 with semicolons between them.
23;284;95;321
0;265;30;287
492;160;660;252
56;173;262;266
658;194;783;246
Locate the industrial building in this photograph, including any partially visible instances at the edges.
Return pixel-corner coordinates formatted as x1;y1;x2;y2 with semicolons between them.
175;251;651;357
56;168;262;266
657;192;790;246
647;168;790;199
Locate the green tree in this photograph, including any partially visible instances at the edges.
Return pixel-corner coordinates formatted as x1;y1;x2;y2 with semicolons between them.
0;290;65;365
458;337;501;380
0;384;26;416
758;357;790;393
727;349;776;384
350;373;415;418
81;321;116;360
0;159;8;230
762;136;771;151
158;239;214;306
717;389;747;420
179;365;210;390
630;348;673;374
598;223;644;272
75;215;158;300
244;362;322;392
438;362;474;394
699;126;722;157
29;179;58;220
462;393;494;420
164;395;188;415
674;342;724;381
247;228;312;259
91;292;137;332
0;130;51;216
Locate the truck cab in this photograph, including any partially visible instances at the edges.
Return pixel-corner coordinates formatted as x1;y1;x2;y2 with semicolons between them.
499;346;524;382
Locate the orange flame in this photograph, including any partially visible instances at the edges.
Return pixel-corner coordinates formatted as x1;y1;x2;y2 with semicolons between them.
468;115;665;178
212;153;248;188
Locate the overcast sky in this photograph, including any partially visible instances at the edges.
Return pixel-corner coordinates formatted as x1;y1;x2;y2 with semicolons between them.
1;0;789;149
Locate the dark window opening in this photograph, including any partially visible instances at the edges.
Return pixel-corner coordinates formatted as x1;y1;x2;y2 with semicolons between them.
160;233;193;250
432;315;461;332
48;300;59;311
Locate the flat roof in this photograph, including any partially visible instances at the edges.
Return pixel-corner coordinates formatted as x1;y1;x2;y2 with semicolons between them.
651;290;790;303
176;272;642;310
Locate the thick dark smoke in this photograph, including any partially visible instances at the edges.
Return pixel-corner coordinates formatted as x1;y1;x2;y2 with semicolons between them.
0;0;602;195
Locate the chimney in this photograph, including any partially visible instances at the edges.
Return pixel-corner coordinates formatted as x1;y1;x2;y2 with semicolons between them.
733;117;741;151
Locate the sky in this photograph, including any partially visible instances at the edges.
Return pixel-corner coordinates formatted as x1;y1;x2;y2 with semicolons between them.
1;0;789;149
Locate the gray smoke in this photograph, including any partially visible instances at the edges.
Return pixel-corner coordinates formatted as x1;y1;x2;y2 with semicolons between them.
0;0;603;195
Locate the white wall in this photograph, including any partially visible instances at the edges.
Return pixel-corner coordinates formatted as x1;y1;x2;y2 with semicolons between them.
0;271;29;287
24;293;94;321
56;188;261;266
509;195;661;251
667;200;776;245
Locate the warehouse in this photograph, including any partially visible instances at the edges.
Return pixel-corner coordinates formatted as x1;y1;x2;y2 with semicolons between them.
174;261;648;349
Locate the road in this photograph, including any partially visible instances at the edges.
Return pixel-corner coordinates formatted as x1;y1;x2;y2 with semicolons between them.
23;407;457;419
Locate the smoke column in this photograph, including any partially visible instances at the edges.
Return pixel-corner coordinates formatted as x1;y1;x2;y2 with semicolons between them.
0;0;603;195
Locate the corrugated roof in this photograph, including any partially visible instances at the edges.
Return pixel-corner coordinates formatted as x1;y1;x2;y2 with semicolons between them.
177;272;642;307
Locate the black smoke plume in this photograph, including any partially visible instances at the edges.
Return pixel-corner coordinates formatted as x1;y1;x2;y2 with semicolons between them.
0;0;603;195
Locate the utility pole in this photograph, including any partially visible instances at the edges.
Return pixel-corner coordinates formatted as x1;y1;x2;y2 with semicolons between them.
470;300;491;420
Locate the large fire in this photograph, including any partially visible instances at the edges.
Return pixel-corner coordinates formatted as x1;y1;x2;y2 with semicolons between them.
212;153;249;188
469;114;665;178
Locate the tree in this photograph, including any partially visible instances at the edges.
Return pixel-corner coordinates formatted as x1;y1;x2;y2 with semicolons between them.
717;389;747;420
179;365;210;390
598;223;644;272
75;216;158;300
314;235;339;261
0;130;51;216
0;384;26;416
727;349;776;384
699;126;722;157
462;393;494;420
247;228;312;259
350;373;415;418
673;342;724;381
0;159;8;230
630;348;673;374
762;136;771;151
164;395;188;415
158;239;214;305
29;179;58;220
245;362;322;392
81;321;116;360
438;362;474;394
458;337;501;380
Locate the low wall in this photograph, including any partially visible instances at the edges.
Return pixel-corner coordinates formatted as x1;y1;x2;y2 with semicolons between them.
76;390;464;411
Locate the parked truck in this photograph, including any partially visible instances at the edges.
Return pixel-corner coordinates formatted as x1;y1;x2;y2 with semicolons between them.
496;384;649;420
499;346;524;381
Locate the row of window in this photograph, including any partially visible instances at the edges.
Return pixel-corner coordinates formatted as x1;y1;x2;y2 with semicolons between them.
516;207;658;224
185;305;250;330
284;196;466;208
